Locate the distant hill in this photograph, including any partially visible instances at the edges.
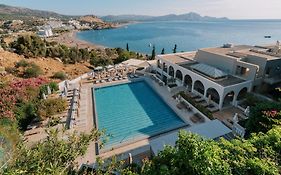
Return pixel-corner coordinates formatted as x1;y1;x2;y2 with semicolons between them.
79;15;104;24
0;4;75;20
101;12;228;22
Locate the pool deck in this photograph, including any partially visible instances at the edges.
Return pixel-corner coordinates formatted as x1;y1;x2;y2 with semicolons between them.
75;75;206;166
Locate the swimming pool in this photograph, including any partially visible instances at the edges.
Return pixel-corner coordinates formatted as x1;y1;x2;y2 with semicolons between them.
94;81;185;149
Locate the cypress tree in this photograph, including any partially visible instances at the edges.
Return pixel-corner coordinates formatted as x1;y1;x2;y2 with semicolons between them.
173;44;177;53
126;43;129;52
161;48;165;54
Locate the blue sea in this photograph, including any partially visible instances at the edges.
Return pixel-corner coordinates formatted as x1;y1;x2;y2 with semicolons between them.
77;20;281;54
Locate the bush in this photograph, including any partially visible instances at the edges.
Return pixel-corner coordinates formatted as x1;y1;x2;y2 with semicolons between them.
15;60;30;68
15;102;37;130
39;82;59;96
37;98;67;119
5;67;18;75
23;63;42;78
52;71;67;80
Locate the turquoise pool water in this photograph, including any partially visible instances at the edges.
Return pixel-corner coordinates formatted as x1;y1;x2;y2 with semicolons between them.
94;81;185;149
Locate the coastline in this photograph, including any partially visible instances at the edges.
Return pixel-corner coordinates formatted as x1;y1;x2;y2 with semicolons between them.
48;21;137;51
47;30;106;50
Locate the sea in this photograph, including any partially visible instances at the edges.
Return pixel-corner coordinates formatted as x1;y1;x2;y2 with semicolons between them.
77;20;281;54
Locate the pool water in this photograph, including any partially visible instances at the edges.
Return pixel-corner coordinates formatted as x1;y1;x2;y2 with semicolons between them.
94;81;185;149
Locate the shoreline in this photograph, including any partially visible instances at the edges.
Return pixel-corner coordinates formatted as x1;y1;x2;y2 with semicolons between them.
47;30;106;50
47;21;136;50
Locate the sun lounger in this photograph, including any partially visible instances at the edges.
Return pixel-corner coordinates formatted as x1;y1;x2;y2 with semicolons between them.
195;97;204;103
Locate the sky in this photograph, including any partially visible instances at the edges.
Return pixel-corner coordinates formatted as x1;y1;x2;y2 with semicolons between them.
1;0;281;19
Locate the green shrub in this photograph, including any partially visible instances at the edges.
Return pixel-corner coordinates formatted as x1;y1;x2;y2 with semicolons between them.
23;63;42;78
5;67;19;75
39;82;58;96
49;82;59;92
52;71;67;80
37;98;67;119
15;60;30;68
15;102;37;131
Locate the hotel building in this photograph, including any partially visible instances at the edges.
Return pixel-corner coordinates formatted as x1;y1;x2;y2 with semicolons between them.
155;42;281;110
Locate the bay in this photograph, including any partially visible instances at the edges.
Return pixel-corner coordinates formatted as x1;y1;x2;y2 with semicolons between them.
77;20;281;54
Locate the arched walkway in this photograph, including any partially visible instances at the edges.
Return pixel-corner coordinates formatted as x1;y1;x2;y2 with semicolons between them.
184;75;192;90
237;87;248;100
175;70;183;81
194;80;205;95
206;88;220;104
168;66;174;77
223;91;235;107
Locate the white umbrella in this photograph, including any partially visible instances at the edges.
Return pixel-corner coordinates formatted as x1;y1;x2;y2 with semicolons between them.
64;86;68;97
128;153;133;164
94;66;103;71
42;93;47;100
233;113;239;123
47;86;51;95
244;106;250;116
106;65;114;70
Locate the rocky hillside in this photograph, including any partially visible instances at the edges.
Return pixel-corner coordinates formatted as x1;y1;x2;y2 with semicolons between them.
0;4;75;20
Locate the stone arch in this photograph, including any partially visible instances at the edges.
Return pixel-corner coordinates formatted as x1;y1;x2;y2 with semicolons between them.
168;66;174;77
223;91;235;107
206;88;220;104
184;74;193;90
237;87;248;100
194;80;205;95
175;70;183;81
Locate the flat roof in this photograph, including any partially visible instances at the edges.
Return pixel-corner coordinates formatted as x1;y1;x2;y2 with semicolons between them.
200;45;281;61
150;120;232;155
180;63;246;87
158;52;196;64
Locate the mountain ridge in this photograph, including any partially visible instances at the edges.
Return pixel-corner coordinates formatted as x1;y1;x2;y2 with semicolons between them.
101;12;229;22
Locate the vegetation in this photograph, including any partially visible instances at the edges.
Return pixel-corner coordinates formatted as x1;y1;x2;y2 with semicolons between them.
37;98;68;119
150;45;156;60
179;91;214;120
173;44;177;53
161;48;165;54
10;35;146;66
245;101;281;134
142;128;281;175
52;71;67;80
23;63;43;78
3;129;103;175
126;43;130;51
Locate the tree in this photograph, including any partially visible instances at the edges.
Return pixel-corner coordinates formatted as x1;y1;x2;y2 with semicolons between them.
245;101;281;134
3;129;103;175
173;44;177;53
151;45;156;60
126;43;130;52
161;48;165;55
142;129;281;175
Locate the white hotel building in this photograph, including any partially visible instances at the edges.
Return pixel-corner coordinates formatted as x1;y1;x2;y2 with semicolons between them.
154;43;281;110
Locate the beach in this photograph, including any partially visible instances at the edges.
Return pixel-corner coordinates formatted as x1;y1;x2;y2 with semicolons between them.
47;30;106;50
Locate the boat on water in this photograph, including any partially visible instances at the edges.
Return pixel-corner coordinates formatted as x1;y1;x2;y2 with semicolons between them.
264;35;272;38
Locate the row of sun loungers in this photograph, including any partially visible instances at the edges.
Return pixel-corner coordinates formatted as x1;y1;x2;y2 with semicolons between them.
150;74;164;86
